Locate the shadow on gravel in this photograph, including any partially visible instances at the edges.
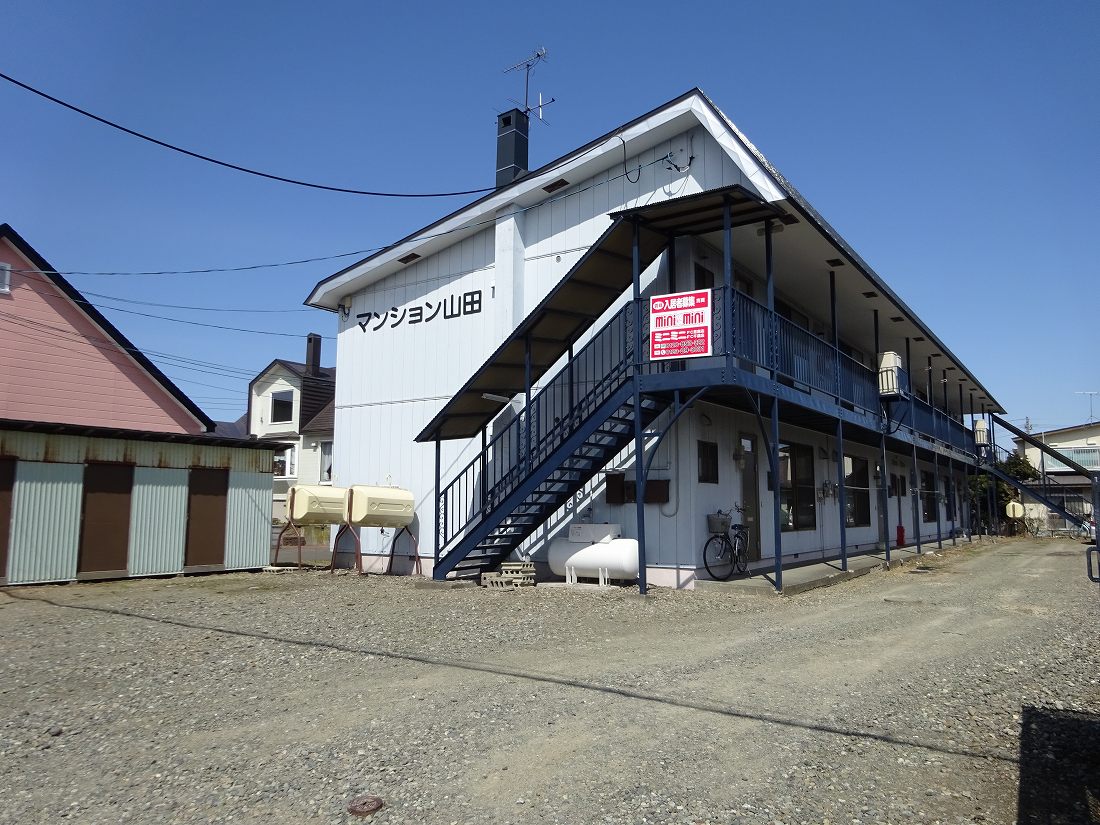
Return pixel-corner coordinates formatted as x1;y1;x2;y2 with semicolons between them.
1017;705;1100;824
3;590;1018;767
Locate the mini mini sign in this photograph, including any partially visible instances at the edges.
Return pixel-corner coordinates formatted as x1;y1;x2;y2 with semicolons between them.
649;289;712;360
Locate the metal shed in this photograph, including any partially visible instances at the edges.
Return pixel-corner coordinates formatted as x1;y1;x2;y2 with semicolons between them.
0;420;278;586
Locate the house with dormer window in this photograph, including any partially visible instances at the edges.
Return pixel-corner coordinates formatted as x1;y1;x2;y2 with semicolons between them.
247;333;335;519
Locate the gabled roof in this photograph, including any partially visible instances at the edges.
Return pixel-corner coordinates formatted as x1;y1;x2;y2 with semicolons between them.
308;89;1004;413
0;223;215;431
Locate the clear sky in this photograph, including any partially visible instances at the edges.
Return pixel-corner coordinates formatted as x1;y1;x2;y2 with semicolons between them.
2;0;1097;433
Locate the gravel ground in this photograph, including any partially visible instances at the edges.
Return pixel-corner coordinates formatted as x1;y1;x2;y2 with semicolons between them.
0;538;1097;824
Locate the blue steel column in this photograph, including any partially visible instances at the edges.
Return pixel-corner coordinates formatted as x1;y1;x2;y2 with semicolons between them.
944;369;956;546
524;335;532;475
765;219;782;591
831;271;847;570
907;337;921;554
434;435;442;569
930;356;942;549
631;219;648;595
723;198;734;367
874;309;890;562
960;382;971;541
986;406;997;535
971;392;981;536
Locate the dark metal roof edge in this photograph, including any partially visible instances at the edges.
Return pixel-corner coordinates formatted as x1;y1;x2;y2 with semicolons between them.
692;93;1005;413
0;224;218;430
0;418;280;451
305;88;706;308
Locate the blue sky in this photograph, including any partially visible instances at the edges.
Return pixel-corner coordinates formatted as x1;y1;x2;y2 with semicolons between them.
2;1;1097;433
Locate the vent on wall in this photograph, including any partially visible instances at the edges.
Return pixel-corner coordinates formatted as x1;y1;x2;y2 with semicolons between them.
397;252;421;265
543;178;569;193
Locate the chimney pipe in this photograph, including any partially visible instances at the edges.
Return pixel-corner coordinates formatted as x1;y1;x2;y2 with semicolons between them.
496;108;529;187
305;332;321;377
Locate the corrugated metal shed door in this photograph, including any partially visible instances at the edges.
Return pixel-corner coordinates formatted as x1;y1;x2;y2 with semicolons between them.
78;464;134;578
224;470;274;570
184;468;228;569
8;461;83;584
0;458;14;583
128;468;188;576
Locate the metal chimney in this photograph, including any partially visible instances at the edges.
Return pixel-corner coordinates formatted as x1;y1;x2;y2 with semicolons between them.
305;332;322;377
496;108;529;187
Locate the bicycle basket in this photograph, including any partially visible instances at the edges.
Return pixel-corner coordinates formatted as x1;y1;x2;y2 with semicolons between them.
707;513;731;534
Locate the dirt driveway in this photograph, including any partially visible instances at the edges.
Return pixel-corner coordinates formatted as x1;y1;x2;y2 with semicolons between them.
1;539;1097;824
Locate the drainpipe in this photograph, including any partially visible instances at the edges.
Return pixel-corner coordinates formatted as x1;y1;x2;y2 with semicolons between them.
874;309;889;562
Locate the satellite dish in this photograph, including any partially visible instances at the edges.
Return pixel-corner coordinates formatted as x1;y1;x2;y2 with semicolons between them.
1006;501;1025;519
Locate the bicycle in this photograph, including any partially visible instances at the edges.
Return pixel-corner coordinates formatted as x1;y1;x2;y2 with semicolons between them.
703;505;749;580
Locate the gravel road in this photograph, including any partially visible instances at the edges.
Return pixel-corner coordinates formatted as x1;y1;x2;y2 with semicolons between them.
1;538;1097;824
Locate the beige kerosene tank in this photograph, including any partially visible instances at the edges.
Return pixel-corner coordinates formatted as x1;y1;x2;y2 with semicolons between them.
343;486;415;529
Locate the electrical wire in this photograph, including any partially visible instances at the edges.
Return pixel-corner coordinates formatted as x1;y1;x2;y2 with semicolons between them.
9;277;334;340
6;155;672;278
618;136;642;184
0;69;497;199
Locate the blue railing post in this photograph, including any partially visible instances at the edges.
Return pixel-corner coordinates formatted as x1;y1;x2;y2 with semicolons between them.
723;198;734;366
631;219;648;595
434;435;442;569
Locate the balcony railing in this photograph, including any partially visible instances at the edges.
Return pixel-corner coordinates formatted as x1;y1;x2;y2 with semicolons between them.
1038;445;1100;473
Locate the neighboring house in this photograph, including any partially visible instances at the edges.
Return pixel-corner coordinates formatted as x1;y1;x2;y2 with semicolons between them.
246;333;335;519
306;89;1003;587
0;223;276;585
1013;421;1099;530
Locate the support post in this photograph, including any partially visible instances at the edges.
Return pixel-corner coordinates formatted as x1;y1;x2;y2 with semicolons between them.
836;419;848;571
480;428;487;514
830;270;840;397
434;435;442;568
631;219;648;595
881;434;891;564
906;337;920;553
765;220;782;591
930;357;942;550
524;335;532;474
722;198;734;366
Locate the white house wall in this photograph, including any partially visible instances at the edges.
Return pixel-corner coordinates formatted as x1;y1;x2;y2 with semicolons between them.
251;369;301;439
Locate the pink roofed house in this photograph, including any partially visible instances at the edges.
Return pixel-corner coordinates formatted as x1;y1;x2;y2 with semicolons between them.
0;224;213;434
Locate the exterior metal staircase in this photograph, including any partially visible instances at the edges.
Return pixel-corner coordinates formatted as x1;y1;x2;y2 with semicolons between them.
982;414;1097;531
433;302;667;580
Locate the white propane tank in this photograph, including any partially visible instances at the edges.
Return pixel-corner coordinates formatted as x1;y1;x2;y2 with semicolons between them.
288;485;348;524
344;485;415;529
548;522;639;583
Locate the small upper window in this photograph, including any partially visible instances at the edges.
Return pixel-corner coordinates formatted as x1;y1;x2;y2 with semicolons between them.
0;263;10;295
271;391;293;424
698;440;719;484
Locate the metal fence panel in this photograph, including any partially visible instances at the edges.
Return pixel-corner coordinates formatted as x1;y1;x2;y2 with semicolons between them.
128;468;188;576
8;461;83;584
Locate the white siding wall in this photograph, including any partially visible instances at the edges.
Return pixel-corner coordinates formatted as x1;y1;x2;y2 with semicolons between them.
251;370;301;439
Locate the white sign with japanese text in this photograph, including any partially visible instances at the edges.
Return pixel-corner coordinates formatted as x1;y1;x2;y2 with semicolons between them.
649;289;713;360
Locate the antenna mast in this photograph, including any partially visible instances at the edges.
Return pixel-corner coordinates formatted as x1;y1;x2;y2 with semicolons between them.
503;47;556;119
1076;390;1099;422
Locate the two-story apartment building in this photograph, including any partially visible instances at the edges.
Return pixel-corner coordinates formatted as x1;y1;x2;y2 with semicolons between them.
247;333;335;519
305;89;1004;589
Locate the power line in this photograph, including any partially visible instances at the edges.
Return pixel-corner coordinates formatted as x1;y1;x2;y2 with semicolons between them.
5;154;670;278
0;69;496;199
11;277;334;339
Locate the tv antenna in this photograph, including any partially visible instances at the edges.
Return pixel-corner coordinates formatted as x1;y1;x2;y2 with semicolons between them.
503;47;556;121
1075;390;1099;422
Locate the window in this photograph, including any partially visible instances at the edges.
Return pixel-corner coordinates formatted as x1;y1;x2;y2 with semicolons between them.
693;263;715;290
920;470;937;522
273;445;296;478
320;441;333;483
270;390;293;424
779;443;816;531
844;455;871;527
697;440;719;484
0;262;10;294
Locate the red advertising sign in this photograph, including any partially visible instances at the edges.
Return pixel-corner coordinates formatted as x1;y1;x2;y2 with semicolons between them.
649;289;713;360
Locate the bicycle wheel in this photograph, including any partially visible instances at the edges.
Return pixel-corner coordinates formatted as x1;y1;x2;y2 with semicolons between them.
731;531;749;574
703;534;736;581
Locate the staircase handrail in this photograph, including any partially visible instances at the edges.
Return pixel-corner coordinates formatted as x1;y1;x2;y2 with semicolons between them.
992;413;1093;477
437;301;635;553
